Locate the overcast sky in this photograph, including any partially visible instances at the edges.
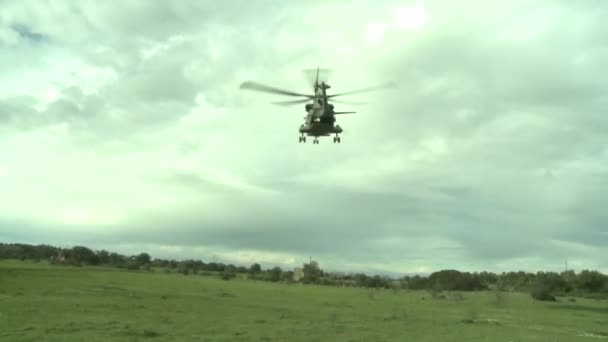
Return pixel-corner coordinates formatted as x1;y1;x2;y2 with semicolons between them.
1;0;607;275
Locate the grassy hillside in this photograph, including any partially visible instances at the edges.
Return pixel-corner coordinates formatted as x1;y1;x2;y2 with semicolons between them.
1;260;607;341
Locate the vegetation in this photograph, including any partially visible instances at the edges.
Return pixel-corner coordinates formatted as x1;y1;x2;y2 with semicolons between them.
1;259;607;341
1;242;607;302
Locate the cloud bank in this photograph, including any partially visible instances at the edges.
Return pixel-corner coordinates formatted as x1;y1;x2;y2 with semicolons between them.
1;0;607;274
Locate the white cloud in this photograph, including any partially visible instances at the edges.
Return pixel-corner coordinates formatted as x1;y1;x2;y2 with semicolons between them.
366;23;390;42
1;0;607;274
393;4;428;29
0;25;20;45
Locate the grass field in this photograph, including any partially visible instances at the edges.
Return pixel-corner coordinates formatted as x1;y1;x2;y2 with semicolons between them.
1;260;607;341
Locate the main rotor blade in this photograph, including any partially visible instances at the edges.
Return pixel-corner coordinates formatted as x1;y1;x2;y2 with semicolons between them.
333;111;356;114
271;99;310;106
327;82;397;98
240;81;313;98
330;99;368;105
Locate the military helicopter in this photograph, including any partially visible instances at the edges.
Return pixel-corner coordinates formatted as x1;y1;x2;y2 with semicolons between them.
239;68;396;144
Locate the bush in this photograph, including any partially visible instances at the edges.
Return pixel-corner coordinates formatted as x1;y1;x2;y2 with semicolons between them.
126;261;140;270
249;263;262;274
428;270;487;291
577;270;607;293
266;267;282;282
221;272;236;281
531;285;556;301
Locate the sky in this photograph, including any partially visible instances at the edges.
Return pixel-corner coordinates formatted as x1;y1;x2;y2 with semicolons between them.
0;0;607;275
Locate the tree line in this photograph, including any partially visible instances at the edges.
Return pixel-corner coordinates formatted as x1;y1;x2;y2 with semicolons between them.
1;242;606;300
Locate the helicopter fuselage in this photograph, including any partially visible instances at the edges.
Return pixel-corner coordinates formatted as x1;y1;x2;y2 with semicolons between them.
298;82;342;141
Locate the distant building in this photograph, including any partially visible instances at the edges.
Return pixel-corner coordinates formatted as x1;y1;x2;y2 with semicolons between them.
293;267;304;281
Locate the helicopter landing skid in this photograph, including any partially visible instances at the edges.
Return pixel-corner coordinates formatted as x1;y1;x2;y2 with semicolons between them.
299;134;341;144
299;135;320;144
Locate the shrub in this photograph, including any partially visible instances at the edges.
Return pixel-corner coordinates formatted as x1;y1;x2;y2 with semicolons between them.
531;284;556;301
428;270;487;291
126;261;140;270
577;270;607;293
221;272;236;281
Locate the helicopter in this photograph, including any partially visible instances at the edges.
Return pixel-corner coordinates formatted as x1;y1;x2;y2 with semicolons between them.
239;67;396;144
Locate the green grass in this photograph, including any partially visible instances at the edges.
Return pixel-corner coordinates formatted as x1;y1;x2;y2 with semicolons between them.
1;260;607;341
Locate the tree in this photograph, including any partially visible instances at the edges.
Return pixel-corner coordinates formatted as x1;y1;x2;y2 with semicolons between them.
69;246;99;265
281;270;294;282
178;262;191;275
205;262;225;272
428;270;486;291
178;260;199;275
302;260;322;283
97;250;110;265
404;275;429;290
250;263;262;274
225;264;237;274
577;270;607;293
536;272;570;293
108;252;126;266
479;271;498;287
267;267;282;282
135;253;151;266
